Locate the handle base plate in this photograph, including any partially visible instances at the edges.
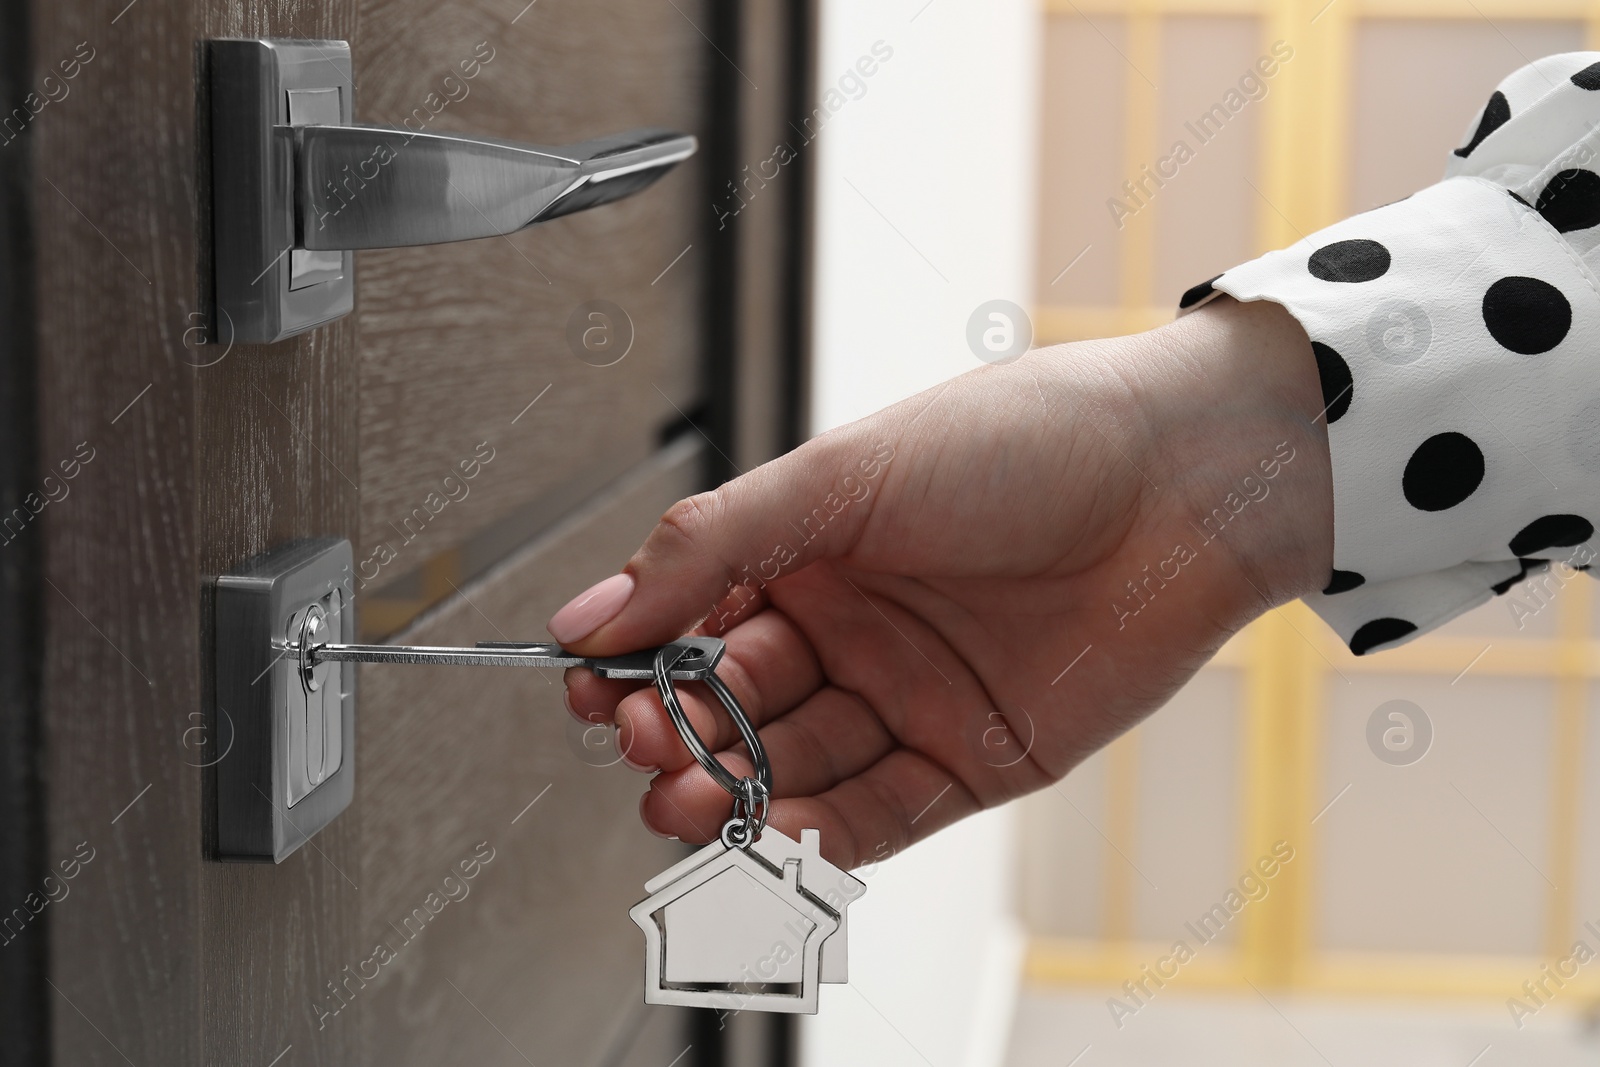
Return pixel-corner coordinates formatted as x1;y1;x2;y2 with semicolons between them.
209;39;355;344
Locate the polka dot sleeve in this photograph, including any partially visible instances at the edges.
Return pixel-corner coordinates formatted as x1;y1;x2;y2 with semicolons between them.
1178;52;1600;655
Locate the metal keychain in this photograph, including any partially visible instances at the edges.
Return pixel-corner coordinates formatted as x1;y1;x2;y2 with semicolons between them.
629;649;864;1015
295;605;863;1014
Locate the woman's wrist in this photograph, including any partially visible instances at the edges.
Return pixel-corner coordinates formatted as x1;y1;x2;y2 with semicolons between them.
1133;297;1335;633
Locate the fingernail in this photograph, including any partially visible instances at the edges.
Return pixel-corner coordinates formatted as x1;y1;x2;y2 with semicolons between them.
640;793;675;839
562;689;587;725
548;573;635;644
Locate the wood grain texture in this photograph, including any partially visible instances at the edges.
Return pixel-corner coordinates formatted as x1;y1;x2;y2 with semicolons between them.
193;329;364;1067
192;0;368;1058
35;1;363;1064
354;441;700;1067
352;0;709;566
34;2;207;1064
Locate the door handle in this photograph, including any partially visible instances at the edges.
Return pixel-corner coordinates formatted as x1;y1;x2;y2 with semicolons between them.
295;126;695;251
208;39;697;344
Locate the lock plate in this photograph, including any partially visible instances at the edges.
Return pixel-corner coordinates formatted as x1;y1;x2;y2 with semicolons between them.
210;38;355;344
215;538;355;862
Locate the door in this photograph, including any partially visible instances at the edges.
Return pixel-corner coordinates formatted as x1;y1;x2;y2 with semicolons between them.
0;1;814;1064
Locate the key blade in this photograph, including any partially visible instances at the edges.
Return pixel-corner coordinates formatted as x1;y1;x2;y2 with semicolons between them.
476;641;567;654
314;643;585;668
308;636;724;679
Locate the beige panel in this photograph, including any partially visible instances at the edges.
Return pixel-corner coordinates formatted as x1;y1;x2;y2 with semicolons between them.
1151;16;1265;308
1019;748;1111;939
1131;670;1243;945
1571;697;1600;945
1350;19;1585;213
1433;571;1561;640
1036;13;1127;305
1317;675;1553;955
355;441;698;1065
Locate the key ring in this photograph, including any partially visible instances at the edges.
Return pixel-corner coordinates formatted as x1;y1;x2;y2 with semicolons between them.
652;646;772;846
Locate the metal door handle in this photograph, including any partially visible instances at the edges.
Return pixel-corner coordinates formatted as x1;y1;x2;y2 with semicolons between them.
296;126;695;250
209;38;697;344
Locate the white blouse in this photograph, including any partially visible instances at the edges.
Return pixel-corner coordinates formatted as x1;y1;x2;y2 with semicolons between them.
1179;51;1600;655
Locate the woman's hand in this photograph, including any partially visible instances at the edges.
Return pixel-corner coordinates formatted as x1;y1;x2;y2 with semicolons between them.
550;298;1333;869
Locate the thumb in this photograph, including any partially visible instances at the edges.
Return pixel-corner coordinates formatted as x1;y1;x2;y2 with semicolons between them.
546;428;896;655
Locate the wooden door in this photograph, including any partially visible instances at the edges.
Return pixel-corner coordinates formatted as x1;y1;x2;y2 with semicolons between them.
0;1;813;1064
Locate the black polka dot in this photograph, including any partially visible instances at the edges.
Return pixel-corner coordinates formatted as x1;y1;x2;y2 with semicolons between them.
1482;276;1571;354
1536;169;1600;232
1509;189;1532;208
1454;90;1511;157
1311;342;1353;423
1349;618;1417;656
1308;239;1391;283
1179;274;1222;310
1508;514;1595;556
1403;432;1485;512
1323;569;1365;595
1573;62;1600;90
1492;558;1548;596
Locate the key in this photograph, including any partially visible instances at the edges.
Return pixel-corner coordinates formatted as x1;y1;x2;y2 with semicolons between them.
293;604;723;681
287;597;859;1015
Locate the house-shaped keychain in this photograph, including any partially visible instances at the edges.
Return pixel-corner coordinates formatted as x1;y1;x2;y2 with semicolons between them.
630;827;865;1014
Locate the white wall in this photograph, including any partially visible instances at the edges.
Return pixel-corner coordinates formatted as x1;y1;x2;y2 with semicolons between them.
810;0;1039;429
803;1;1038;1064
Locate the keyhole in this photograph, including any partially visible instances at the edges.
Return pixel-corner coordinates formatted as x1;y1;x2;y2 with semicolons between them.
300;605;326;692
